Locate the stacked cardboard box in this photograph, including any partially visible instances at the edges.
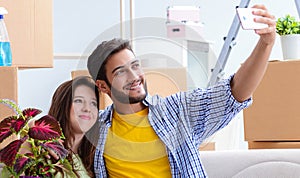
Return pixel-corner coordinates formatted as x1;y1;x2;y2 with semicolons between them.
166;6;204;40
244;60;300;148
0;67;18;149
0;0;53;67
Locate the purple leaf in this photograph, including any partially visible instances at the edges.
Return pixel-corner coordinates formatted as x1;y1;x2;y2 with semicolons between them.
44;172;52;177
40;141;68;159
13;156;34;175
22;108;42;118
24;152;34;157
29;115;62;141
0;137;27;166
13;117;27;133
0;116;15;143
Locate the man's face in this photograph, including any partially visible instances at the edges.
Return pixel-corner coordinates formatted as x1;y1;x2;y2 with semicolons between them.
104;49;147;104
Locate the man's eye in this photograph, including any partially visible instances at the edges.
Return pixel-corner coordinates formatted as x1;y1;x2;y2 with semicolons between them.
132;63;140;69
115;70;125;76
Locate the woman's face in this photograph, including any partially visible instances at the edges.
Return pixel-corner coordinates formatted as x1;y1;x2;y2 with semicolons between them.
70;85;98;134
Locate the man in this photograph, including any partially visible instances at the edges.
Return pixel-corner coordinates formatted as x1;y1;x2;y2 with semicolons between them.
87;4;276;178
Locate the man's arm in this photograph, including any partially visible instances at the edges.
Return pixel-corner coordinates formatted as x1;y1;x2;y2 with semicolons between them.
231;4;276;102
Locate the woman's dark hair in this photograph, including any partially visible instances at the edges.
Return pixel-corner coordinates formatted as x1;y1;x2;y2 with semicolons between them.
87;38;133;84
48;76;100;177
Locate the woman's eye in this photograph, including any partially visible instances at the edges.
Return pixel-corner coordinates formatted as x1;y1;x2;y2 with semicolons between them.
91;101;98;107
73;99;83;103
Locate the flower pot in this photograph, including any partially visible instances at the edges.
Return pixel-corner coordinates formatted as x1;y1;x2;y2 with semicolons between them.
280;34;300;60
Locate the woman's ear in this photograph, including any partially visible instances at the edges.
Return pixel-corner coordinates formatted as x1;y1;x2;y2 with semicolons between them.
96;80;110;94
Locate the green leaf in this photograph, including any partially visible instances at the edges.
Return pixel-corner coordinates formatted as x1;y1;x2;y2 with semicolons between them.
0;99;22;116
276;14;300;35
53;159;77;177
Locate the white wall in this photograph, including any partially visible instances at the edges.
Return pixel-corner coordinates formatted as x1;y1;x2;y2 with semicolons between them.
18;0;299;150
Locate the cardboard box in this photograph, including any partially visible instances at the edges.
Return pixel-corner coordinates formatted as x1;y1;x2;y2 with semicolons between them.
0;0;53;67
166;22;204;40
248;141;300;149
0;67;18;119
143;67;187;96
199;142;215;151
0;67;18;149
167;6;200;23
244;60;300;141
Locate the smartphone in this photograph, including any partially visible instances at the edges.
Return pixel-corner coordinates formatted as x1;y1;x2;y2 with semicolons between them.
236;8;268;30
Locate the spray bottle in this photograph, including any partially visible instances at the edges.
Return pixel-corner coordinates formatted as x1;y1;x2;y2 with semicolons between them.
0;7;12;66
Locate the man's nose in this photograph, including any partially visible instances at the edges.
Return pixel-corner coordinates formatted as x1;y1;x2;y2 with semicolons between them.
127;68;140;80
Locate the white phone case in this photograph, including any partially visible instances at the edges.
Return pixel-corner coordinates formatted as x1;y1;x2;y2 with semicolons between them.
236;8;268;30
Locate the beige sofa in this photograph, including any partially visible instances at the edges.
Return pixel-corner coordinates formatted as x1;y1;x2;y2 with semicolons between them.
2;149;300;177
200;149;300;178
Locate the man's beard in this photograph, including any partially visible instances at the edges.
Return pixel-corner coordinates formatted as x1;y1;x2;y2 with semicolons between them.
110;82;148;104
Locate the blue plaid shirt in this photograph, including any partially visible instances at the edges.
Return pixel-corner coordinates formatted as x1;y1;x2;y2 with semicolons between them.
94;76;252;178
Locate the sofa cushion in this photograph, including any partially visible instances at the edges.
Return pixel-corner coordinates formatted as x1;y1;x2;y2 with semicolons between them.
200;149;300;178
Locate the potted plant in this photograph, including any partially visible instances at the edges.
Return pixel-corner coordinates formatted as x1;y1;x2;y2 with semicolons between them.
276;14;300;60
0;99;75;178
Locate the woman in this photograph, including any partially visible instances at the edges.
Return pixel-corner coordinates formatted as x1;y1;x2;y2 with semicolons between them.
48;76;100;177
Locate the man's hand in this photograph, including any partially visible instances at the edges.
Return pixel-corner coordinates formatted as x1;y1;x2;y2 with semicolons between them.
251;4;276;45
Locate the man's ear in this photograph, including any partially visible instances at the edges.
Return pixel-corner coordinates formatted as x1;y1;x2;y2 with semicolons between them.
96;80;110;94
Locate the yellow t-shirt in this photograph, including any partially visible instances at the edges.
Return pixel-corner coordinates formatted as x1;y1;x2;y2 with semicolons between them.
103;108;171;178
